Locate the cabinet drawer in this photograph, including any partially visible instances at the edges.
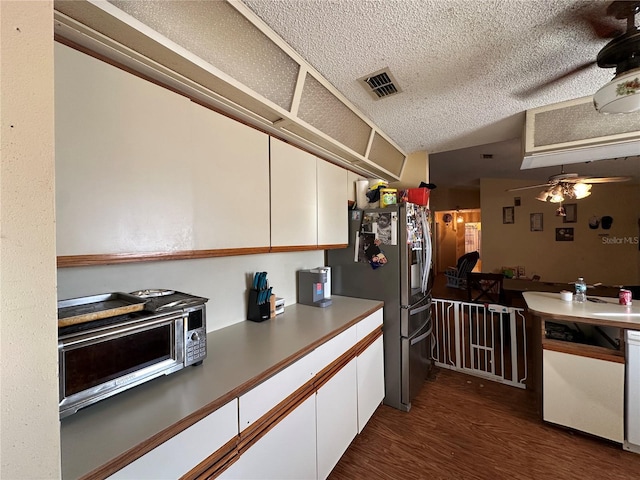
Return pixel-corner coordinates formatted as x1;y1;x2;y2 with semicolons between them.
239;351;316;431
356;309;383;341
314;324;357;373
108;399;238;479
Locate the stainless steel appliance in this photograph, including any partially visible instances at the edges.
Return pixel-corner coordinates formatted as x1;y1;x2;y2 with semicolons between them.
298;268;332;307
58;290;208;418
327;203;433;411
625;329;640;453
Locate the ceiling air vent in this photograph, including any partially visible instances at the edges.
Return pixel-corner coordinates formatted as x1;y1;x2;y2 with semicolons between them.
359;68;401;100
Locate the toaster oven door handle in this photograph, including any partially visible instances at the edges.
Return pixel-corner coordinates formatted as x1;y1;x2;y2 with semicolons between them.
59;313;181;348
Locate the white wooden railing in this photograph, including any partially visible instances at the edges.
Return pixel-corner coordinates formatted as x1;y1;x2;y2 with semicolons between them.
431;299;527;389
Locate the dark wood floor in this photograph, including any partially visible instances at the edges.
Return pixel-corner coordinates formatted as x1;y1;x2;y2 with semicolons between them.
329;368;640;480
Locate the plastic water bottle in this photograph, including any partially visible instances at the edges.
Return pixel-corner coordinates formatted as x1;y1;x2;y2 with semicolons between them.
575;277;587;303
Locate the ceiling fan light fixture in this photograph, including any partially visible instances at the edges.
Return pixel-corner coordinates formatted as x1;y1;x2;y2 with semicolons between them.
594;68;640;114
536;190;550;202
573;182;592;199
548;185;565;203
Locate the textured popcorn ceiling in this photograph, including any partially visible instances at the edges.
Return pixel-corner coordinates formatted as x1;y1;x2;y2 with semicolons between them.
242;0;639;186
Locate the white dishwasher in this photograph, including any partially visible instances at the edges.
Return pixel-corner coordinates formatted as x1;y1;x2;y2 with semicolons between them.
625;330;640;453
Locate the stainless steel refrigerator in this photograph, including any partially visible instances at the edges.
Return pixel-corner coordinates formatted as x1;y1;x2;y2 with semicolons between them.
327;203;433;411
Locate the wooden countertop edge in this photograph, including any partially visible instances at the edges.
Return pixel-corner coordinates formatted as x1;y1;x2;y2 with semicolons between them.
78;300;384;479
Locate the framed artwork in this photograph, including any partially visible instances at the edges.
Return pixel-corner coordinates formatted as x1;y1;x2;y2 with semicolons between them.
556;227;574;241
563;203;577;223
503;206;515;224
530;213;543;232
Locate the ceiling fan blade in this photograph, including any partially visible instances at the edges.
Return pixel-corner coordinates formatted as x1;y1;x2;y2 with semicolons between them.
506;183;552;192
513;61;596;98
579;2;626;39
581;176;633;184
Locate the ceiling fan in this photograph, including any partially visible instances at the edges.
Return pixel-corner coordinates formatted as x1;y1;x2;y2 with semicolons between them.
507;167;632;203
523;1;640;113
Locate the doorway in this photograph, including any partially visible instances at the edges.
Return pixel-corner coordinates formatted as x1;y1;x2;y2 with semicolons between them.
434;209;481;274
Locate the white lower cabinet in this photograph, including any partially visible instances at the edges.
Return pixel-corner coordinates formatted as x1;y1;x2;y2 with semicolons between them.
108;399;238;480
316;359;358;480
220;395;317;480
357;335;385;433
115;309;385;479
543;349;624;442
238;351;316;431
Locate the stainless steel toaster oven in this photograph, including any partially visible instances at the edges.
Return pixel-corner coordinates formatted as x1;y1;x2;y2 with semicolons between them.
58;292;207;418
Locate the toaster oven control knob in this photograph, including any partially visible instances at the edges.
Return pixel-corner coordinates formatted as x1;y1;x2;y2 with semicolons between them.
190;331;201;342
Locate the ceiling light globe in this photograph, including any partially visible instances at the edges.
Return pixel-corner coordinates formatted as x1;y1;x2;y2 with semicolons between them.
594;69;640;114
573;183;592;199
550;193;565;203
536;190;549;202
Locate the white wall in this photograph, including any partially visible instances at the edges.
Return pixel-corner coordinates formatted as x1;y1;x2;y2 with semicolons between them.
0;1;61;478
58;250;324;332
481;178;640;285
390;150;429;189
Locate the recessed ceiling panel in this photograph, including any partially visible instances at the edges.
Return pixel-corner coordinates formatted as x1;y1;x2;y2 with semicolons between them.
110;0;299;111
298;73;372;155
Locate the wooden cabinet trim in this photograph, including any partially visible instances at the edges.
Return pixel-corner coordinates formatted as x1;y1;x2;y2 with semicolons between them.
542;340;625;363
181;437;239;480
355;328;384;357
57;244;350;267
57;248;271;267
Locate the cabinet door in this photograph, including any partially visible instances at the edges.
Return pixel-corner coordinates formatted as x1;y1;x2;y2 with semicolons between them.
55;42;194;255
270;138;317;247
316;359;358;480
357;336;384;433
543;349;623;442
189;102;270;249
317;159;348;246
220;395;317;480
108;400;238;479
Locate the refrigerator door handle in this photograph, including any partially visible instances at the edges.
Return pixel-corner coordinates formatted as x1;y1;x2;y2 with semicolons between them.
402;292;431;309
409;302;431;316
410;323;433;346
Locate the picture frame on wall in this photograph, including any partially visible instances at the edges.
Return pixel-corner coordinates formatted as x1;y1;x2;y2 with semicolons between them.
503;206;515;224
556;227;574;241
563;203;577;223
530;213;543;232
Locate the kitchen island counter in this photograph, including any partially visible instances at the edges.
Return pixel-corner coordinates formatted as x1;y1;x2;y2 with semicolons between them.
524;291;637;444
60;295;383;479
523;291;640;329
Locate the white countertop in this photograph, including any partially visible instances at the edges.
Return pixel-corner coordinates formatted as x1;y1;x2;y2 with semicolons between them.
523;291;640;327
60;296;383;479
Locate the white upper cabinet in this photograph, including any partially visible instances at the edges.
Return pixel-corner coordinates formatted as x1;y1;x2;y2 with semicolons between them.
55;43;194;255
270;138;318;247
270;137;348;248
189;102;270;249
56;43;271;256
317;159;348;246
